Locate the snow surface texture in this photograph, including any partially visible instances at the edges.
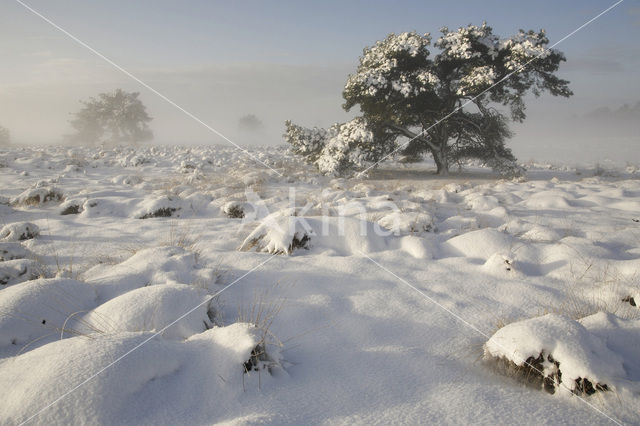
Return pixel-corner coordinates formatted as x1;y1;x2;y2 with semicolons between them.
0;145;639;424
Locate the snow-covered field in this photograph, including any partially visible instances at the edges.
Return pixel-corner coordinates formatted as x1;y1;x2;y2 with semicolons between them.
1;144;639;425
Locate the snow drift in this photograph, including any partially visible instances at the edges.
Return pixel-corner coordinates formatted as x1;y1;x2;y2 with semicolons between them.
0;323;280;424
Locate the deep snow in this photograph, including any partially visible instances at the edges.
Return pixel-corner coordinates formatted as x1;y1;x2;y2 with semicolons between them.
0;144;639;424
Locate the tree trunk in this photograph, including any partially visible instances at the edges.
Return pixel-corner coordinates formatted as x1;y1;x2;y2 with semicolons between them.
434;151;449;175
430;140;449;175
381;122;451;174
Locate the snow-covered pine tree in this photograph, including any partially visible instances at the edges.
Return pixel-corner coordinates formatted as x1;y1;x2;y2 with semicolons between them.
343;24;571;175
287;23;572;176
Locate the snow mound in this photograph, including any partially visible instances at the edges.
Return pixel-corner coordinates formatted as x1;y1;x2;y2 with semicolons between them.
0;242;30;261
10;186;63;206
442;228;513;259
464;193;500;211
438;215;480;234
377;211;433;234
59;199;84;215
240;212;389;256
0;323;277;424
111;174;143;186
0;278;97;350
484;313;626;395
399;235;434;259
84;246;202;301
119;153;152;167
80;198;130;218
481;253;522;277
579;312;640;382
522;191;571;209
82;284;212;339
134;196;181;219
0;222;40;241
0;259;41;286
520;225;563;242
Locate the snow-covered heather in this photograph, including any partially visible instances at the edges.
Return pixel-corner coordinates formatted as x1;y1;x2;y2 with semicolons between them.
1;144;639;424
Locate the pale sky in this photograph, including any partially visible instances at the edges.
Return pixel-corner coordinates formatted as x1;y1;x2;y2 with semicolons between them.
1;0;639;164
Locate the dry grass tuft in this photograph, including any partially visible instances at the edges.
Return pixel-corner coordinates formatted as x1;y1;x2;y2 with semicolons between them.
237;284;286;388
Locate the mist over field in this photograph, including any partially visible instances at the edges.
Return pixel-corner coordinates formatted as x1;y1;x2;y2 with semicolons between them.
1;1;639;166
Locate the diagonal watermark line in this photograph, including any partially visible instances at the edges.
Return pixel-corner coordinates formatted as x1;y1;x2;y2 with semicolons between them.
18;253;279;426
356;0;625;177
14;0;283;177
359;251;623;426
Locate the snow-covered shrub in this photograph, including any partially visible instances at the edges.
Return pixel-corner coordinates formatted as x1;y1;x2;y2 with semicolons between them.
484;313;627;395
79;199;114;218
0;222;40;241
134;196;182;219
377;211;433;234
10;187;63;207
239;210;391;256
139;207;178;219
59;199;83;215
240;213;313;255
119;153;151;167
179;160;197;173
223;201;245;219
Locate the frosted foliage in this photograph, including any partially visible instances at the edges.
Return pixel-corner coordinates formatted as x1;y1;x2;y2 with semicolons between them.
435;23;498;60
345;32;435;98
316;118;375;176
417;71;440;86
457;66;497;95
503;30;550;71
345;25;555;102
285;121;327;163
436;24;550;72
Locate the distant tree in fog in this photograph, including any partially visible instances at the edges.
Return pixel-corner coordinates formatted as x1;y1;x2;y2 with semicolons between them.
0;125;10;145
66;89;153;146
238;114;264;133
585;101;640;121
